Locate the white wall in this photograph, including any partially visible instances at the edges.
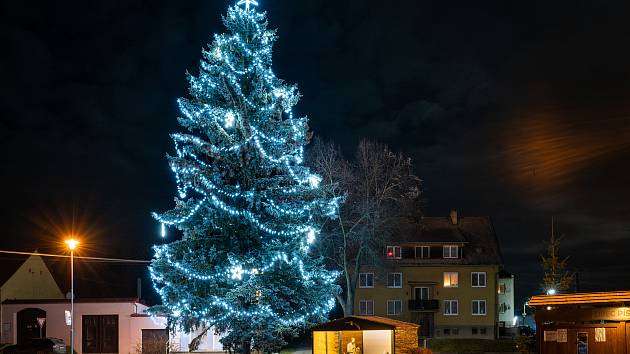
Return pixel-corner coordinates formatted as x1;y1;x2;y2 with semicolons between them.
498;276;515;327
1;301;166;354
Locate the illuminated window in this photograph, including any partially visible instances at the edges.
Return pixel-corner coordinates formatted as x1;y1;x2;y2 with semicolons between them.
415;246;430;259
359;273;374;288
443;272;459;287
498;283;507;294
443;245;458;258
387;273;402;288
386;246;401;259
444;300;458;315
471;272;487;287
387;300;402;315
359;300;374;315
472;300;487;315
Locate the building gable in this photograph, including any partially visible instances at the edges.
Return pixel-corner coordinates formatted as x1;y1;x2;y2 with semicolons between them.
1;254;64;301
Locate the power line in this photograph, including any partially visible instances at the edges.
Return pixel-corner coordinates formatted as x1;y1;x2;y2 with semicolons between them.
0;250;151;264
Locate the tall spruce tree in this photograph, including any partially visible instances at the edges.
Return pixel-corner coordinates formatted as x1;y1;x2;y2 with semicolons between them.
149;2;341;352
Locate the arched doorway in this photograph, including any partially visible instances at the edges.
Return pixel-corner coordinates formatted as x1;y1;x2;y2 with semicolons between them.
17;308;46;344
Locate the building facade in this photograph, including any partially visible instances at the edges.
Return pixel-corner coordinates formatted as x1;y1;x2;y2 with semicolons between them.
1;298;167;354
497;271;515;328
354;210;505;339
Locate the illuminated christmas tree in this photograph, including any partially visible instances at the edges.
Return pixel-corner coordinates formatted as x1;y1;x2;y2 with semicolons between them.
149;1;341;352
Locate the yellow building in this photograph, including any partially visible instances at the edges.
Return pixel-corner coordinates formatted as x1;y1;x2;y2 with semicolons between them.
0;253;64;302
354;210;504;339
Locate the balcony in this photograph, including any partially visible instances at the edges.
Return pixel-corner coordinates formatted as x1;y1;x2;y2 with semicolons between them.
408;299;439;311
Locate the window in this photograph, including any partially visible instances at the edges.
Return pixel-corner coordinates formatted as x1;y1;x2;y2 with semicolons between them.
452;328;459;336
498;283;507;294
472;327;478;335
359;273;374;288
443;328;451;336
414;287;430;300
480;328;487;335
443;272;459;287
359;300;374;315
471;272;487;287
444;300;458;315
386;246;401;259
387;273;402;288
415;246;430;259
83;315;118;354
387;300;402;315
443;245;458;258
472;300;487;315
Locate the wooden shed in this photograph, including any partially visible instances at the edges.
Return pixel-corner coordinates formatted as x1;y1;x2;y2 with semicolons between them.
529;291;630;354
311;316;419;354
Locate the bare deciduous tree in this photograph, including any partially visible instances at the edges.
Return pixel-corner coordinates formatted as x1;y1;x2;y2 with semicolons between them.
309;138;422;315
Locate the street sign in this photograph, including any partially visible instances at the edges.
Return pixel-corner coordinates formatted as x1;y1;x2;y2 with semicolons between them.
64;310;72;326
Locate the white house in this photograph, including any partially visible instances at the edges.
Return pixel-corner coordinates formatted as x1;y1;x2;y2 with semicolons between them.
1;298;167;354
497;271;515;328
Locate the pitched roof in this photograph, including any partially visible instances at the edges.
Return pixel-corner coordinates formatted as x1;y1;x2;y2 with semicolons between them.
529;291;630;306
311;316;419;331
397;214;503;265
0;253;67;292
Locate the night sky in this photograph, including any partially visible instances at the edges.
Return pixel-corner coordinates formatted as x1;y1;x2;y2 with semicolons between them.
2;0;630;306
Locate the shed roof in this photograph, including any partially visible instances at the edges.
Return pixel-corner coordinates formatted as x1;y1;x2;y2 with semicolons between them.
311;316;419;331
529;291;630;306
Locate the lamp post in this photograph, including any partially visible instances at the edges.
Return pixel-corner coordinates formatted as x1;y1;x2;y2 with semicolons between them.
65;239;79;354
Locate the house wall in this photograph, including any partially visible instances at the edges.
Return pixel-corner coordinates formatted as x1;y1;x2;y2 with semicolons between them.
497;275;515;327
354;264;499;339
1;301;166;354
0;255;64;302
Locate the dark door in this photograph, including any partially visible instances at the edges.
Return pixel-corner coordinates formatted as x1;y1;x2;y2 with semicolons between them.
577;332;588;354
142;329;168;354
17;308;46;344
419;312;434;338
82;315;118;353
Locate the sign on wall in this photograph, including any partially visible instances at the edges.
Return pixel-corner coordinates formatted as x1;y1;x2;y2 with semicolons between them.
544;330;557;342
557;329;568;343
595;328;606;342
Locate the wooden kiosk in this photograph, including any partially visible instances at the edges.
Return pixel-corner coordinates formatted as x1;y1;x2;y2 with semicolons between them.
311;316;419;354
529;291;630;354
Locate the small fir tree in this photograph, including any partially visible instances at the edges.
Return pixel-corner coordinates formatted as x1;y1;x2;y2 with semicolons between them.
540;219;575;294
149;2;341;352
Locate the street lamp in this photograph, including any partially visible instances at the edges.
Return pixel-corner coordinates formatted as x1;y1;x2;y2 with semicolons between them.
547;288;557;295
65;239;79;354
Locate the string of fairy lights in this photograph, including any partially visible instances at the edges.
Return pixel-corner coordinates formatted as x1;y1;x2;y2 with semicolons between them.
149;0;340;328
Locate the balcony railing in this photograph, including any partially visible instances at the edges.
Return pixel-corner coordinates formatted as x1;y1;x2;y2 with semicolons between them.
408;299;440;311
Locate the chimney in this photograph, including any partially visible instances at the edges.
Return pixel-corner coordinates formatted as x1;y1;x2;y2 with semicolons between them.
449;209;458;225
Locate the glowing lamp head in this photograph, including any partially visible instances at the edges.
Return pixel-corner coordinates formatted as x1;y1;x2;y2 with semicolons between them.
307;228;316;244
547;288;557;295
224;111;236;128
65;239;79;251
307;175;321;188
